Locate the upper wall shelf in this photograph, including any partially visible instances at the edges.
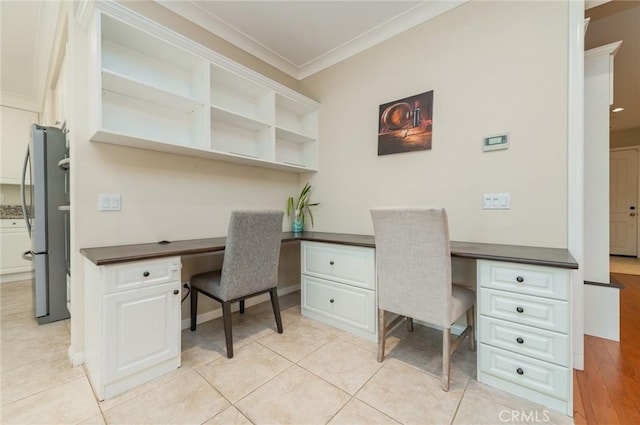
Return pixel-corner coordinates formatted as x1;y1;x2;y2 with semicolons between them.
84;4;319;173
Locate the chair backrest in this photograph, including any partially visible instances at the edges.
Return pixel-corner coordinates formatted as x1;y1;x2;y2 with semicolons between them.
371;207;452;327
219;210;284;300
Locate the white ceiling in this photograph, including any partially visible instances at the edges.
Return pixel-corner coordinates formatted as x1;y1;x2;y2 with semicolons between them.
156;0;465;80
0;0;60;112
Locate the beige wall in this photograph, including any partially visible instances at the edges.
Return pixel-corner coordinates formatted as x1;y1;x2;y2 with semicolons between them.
611;127;640;148
298;0;569;247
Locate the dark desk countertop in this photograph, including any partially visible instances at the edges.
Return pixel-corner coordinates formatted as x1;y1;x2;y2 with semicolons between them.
80;231;578;269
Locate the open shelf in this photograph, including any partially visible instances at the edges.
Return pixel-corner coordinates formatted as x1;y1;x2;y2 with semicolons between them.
89;8;318;174
276;94;318;139
211;65;272;123
275;127;316;144
102;69;204;112
100;90;208;149
210;106;270;132
101;14;208;101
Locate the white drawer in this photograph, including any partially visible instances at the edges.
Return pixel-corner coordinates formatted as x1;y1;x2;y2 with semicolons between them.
478;260;569;301
302;241;375;290
479;344;569;401
302;275;375;334
103;257;181;294
479;316;569;366
479;288;569;333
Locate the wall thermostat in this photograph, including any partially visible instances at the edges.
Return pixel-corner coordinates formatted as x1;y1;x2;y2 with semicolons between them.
483;133;509;152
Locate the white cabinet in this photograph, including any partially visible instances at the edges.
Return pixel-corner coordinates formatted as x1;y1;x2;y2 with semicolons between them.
86;6;318;173
0;219;31;275
84;256;182;400
301;242;376;341
0;106;38;184
477;260;572;415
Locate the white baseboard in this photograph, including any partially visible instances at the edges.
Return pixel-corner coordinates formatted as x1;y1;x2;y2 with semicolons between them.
68;346;84;367
1;271;33;284
181;284;300;330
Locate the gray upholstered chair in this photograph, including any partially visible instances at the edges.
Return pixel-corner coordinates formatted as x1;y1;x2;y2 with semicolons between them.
190;210;284;358
370;207;475;391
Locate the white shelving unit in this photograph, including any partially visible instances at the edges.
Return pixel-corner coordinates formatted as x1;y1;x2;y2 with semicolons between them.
86;6;319;173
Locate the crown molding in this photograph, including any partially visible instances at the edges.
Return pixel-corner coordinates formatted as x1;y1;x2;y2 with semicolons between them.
155;0;467;80
584;40;622;60
297;0;466;79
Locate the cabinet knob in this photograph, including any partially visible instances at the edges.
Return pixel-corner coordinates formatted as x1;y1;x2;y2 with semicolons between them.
516;306;524;313
516;337;524;344
173;289;179;295
143;271;150;277
516;276;524;283
329;261;334;266
329;298;335;303
516;368;524;375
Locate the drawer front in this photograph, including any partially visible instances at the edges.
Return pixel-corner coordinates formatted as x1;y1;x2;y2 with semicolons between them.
302;242;375;290
104;257;181;294
478;260;569;301
479;344;569;401
479;288;569;333
302;275;375;333
479;316;569;366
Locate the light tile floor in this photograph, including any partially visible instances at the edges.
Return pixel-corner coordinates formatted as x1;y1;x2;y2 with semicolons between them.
1;280;574;424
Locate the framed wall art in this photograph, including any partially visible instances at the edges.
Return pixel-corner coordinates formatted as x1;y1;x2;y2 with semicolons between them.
378;90;433;155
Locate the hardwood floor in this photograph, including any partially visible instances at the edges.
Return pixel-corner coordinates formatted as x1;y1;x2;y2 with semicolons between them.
574;273;640;424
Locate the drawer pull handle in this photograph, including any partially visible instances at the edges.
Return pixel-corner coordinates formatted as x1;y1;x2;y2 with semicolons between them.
516;306;524;313
329;298;335;303
516;368;524;375
516;337;524;344
516;276;524;283
329;261;335;265
143;271;150;277
173;290;179;295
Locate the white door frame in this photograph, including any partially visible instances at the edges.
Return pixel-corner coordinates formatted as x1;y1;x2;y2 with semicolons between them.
610;146;640;258
567;0;585;371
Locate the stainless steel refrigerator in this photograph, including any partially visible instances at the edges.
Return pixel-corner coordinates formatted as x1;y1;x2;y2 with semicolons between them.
21;124;69;324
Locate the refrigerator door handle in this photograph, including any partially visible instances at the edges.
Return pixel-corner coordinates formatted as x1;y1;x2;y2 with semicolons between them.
22;251;33;262
21;147;32;235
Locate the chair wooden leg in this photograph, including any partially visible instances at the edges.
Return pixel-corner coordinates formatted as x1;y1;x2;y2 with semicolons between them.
239;300;245;314
269;288;283;334
466;305;476;352
222;302;234;358
406;317;414;332
190;289;198;331
377;309;387;362
442;328;451;391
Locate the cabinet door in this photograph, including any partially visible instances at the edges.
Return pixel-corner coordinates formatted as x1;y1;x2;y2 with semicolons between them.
0;227;32;274
104;282;181;384
0;106;38;184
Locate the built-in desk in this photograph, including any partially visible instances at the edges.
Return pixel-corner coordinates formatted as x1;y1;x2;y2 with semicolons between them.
80;232;578;414
81;231;578;268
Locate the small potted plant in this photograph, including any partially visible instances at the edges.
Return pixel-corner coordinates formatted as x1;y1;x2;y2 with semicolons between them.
286;182;319;233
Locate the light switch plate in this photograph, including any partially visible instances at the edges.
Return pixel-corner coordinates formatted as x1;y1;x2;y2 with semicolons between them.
483;192;510;209
98;194;121;211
